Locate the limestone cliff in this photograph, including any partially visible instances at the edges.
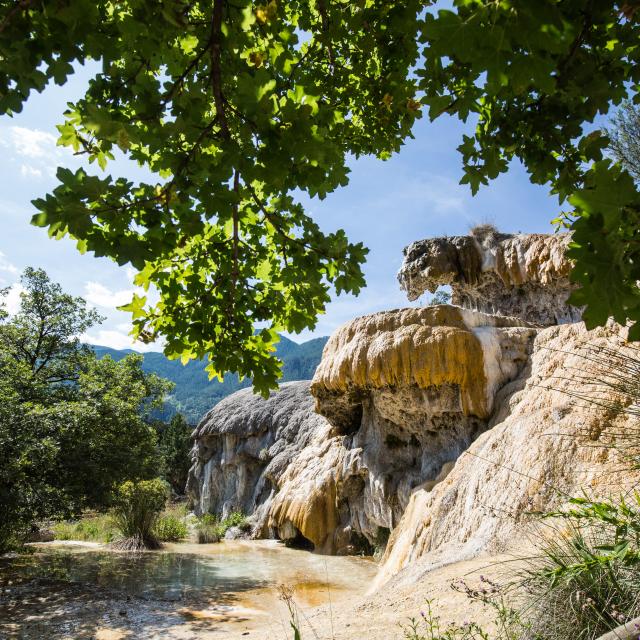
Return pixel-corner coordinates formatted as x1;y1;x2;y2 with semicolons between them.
397;230;579;325
375;321;639;589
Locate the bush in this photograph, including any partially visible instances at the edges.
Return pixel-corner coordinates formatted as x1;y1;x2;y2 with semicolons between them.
222;511;250;532
195;521;224;544
53;513;117;543
193;511;249;544
111;479;168;550
514;495;640;640
195;514;225;543
469;222;500;242
434;495;640;640
154;513;188;542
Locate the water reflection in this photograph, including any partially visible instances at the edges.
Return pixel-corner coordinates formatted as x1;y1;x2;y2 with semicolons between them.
0;541;377;606
1;549;269;601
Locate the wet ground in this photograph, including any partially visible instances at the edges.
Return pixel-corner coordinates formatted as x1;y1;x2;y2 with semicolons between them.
0;540;377;639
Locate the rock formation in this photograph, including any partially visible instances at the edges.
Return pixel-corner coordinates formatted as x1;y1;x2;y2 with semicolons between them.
189;306;536;552
397;229;580;325
187;381;351;553
375;321;638;589
309;306;536;543
189;229;638;591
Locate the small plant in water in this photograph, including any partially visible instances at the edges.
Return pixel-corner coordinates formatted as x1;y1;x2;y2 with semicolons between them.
195;521;224;543
111;478;168;550
194;511;250;543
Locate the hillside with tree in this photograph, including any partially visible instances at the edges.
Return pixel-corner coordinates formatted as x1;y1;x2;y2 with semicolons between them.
92;335;328;424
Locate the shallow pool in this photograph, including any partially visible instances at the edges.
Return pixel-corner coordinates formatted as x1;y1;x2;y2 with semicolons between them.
1;539;377;607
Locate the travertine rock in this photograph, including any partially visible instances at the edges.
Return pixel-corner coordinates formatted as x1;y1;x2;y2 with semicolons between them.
187;381;350;553
397;231;580;325
188;231;631;580
309;306;537;543
312;305;536;420
189;306;536;553
375;321;639;590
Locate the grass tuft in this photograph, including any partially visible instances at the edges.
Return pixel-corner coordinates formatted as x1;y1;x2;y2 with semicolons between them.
52;513;117;543
194;511;250;544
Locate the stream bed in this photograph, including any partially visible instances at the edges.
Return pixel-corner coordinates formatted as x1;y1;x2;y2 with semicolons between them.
0;540;377;639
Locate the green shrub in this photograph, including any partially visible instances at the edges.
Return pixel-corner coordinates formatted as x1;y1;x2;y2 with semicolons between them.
154;513;188;542
513;495;640;640
195;520;225;544
221;511;250;532
53;513;117;543
193;511;250;544
200;513;218;526
434;494;640;640
111;478;168;550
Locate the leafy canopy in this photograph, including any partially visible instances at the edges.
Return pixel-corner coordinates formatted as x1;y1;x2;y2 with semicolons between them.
1;0;639;388
0;0;421;394
416;0;640;338
0;267;103;401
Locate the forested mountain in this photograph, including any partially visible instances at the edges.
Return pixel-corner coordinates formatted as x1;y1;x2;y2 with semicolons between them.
92;335;328;425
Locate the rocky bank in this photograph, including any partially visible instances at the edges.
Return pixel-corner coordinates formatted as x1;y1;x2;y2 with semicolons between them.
188;230;638;591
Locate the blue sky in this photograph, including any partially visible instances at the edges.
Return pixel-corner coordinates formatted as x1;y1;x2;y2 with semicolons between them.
0;65;564;350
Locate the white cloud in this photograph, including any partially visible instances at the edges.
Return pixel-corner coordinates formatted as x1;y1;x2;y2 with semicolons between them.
0;253;19;289
84;281;137;309
2;283;25;315
3;126;58;159
0;124;68;179
20;164;43;178
0;252;18;277
84;329;163;353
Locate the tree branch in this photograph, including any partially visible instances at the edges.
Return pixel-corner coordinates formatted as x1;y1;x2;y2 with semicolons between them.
0;0;33;35
231;169;240;301
210;0;229;138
